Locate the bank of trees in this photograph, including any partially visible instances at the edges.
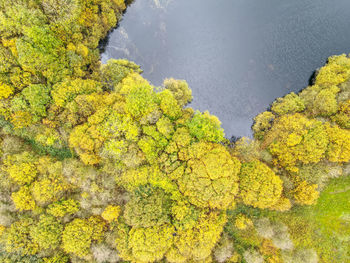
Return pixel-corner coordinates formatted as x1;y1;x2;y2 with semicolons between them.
0;1;349;262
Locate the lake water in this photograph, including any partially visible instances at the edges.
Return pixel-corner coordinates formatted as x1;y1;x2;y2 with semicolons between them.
101;0;350;138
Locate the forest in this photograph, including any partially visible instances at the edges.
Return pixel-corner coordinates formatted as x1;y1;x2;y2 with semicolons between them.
0;0;349;262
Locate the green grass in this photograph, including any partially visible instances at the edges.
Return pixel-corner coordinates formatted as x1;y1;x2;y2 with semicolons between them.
267;175;350;262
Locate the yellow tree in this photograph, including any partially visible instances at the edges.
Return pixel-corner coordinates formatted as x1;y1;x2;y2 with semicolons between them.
239;161;283;209
177;142;241;209
265;114;328;172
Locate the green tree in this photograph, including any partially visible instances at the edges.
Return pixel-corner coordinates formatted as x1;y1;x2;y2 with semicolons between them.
187;110;225;143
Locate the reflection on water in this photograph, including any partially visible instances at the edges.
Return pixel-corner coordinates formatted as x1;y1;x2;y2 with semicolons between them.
101;0;350;137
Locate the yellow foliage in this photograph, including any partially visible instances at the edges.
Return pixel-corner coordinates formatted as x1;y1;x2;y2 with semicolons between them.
118;224;175;263
0;82;14;99
269;197;292;212
11;186;36;211
101;205;121;222
3;152;38;185
239;161;283;209
163;78;192;107
332;99;350;128
293;181;319;205
271;92;305;115
10;111;32;128
158;89;182;120
31;176;69;205
62;218;94;257
88;216;107;242
299;85;340;116
4;218;39;255
315;54;350;87
253;111;275;139
171;211;227;262
228;252;242;262
178;142;241;209
234;214;253;230
0;225;5;236
325;124;350;163
52;78;102;108
46;199;80;217
260;239;282;263
69;123;104;165
266;114;328;172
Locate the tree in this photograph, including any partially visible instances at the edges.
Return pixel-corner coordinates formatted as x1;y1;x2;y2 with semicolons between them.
125;83;158;120
51;78;102;108
21;84;51;119
325;124;350;163
169;211;227;262
239;161;283;209
158;89;182;120
163;78;192;107
30;215;63;250
332;99;350;128
0;82;14;99
293;181;319;205
177;142;241;209
271;92;305;115
187;110;225;143
0;2;47;38
252;111;275;140
299;85;340;116
46;199;80;218
234;214;253;230
123;185;171;228
62;218;94;257
3;152;38;185
265;114;329;172
31;176;69;205
16;25;71;83
101;205;121;223
314;54;350;87
40;0;80;24
11;186;36;211
62;217;105;258
116;223;174;263
3;218;39;255
99;59;142;91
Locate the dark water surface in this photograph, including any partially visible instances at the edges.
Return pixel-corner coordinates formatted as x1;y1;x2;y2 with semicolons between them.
101;0;350;137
